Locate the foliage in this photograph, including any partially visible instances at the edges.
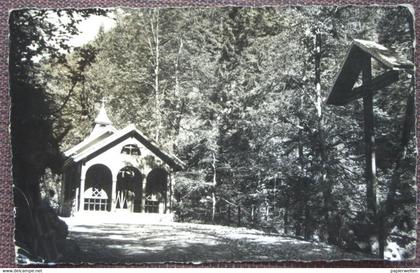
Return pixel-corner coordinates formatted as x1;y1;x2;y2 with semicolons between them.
9;8;107;261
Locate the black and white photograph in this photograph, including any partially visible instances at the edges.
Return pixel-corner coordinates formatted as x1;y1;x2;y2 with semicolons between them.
9;5;416;264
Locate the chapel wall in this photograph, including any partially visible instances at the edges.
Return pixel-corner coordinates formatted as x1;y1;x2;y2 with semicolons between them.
83;136;167;179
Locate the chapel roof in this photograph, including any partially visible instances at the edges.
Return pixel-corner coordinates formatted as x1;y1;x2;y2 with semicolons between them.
63;103;185;171
64;101;117;156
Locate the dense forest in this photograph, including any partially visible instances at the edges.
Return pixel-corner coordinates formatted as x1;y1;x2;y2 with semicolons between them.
10;6;416;261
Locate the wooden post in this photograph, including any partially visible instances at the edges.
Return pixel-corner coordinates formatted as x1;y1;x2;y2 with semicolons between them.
168;173;172;213
74;187;79;215
79;165;86;212
362;55;381;258
60;173;66;215
363;55;377;218
111;177;117;212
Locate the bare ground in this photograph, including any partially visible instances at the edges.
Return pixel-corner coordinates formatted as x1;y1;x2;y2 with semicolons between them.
62;221;372;264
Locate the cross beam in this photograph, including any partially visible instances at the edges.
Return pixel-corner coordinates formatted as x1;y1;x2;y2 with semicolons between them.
337;70;400;105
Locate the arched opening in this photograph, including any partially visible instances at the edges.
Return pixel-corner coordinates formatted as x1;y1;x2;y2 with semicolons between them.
116;166;143;212
145;168;168;213
84;164;112;211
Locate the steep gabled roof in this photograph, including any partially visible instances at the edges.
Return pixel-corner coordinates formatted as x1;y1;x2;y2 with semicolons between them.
326;39;414;106
64;128;116;158
65;102;117;157
64;124;185;171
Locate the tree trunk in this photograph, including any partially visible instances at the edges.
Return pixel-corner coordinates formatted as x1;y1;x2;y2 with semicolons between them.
284;195;289;235
304;202;311;240
297;120;307;239
265;200;269;221
385;90;415;214
273;175;277;217
171;38;184;152
380;84;415;258
314;30;333;243
152;10;161;143
211;152;217;223
295;222;301;237
237;206;241;227
211;192;216;223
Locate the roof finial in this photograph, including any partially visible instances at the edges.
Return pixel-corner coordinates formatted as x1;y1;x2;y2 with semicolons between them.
94;97;112;125
100;97;107;108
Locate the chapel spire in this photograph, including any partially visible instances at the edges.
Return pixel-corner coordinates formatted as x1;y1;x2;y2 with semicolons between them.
89;98;115;139
94;98;113;126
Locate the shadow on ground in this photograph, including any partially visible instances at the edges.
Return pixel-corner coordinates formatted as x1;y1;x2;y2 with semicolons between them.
62;222;372;264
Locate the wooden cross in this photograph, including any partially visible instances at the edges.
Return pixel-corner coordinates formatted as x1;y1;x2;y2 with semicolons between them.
326;39;413;259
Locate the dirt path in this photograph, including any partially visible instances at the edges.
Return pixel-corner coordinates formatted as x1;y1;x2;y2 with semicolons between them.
62;221;370;264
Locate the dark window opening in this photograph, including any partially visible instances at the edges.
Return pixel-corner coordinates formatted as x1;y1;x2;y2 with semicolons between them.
145;200;159;213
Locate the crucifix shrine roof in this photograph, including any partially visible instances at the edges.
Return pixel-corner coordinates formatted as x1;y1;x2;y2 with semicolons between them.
326;39;414;106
